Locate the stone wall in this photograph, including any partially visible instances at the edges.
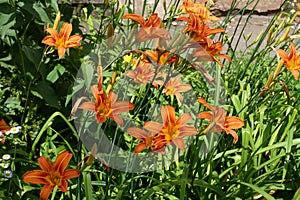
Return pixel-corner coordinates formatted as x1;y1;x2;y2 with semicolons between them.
64;0;287;13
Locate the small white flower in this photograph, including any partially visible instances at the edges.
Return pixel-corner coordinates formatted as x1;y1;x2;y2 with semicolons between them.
0;131;3;137
2;154;11;160
4;130;10;135
3;170;12;178
9;126;21;134
0;162;10;169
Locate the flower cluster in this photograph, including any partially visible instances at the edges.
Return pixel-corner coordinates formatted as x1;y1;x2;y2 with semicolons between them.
127;105;198;154
0;154;13;179
177;0;230;66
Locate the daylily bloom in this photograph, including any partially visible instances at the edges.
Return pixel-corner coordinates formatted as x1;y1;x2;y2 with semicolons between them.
125;62;163;85
179;0;220;23
142;50;179;66
144;106;198;150
22;151;80;200
177;13;225;45
79;67;134;126
277;42;300;80
155;76;192;103
197;98;244;143
42;22;82;59
194;38;231;66
79;85;134;127
122;13;171;42
126;127;166;154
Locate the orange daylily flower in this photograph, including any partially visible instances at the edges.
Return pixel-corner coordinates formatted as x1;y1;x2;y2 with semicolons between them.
125;62;163;85
197;98;244;144
0;119;11;133
142;50;179;65
179;0;220;23
126;127;166;154
177;13;225;45
277;42;300;80
122;13;171;42
22;151;80;200
194;38;231;66
79;67;134;126
155;77;192;103
144;106;198;150
0;119;11;144
42;22;82;59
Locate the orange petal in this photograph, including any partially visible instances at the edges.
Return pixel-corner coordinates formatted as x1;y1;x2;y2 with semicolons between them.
291;69;299;80
224;129;239;144
134;142;148;154
110;115;124;127
161;106;176;124
38;156;53;171
79;102;95;112
59;22;72;39
225;116;244;129
144;121;164;133
70;97;88;116
57;47;66;59
122;14;145;26
197;98;213;110
176;16;190;23
53;151;72;174
40;184;54;200
22;170;49;184
197;111;212;120
58;179;68;193
177;113;192;126
63;169;80;180
178;126;198;136
276;49;288;60
112;101;134;113
41;36;57;46
172;138;185;150
175;93;183;103
175;84;192;93
44;28;59;39
127;127;149;140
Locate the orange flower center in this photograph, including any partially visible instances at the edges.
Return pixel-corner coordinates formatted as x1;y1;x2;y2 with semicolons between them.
46;171;62;186
55;37;65;48
165;86;175;95
286;57;300;70
96;102;112;118
161;123;179;141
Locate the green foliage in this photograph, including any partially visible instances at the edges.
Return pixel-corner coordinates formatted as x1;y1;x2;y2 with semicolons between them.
0;0;300;199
